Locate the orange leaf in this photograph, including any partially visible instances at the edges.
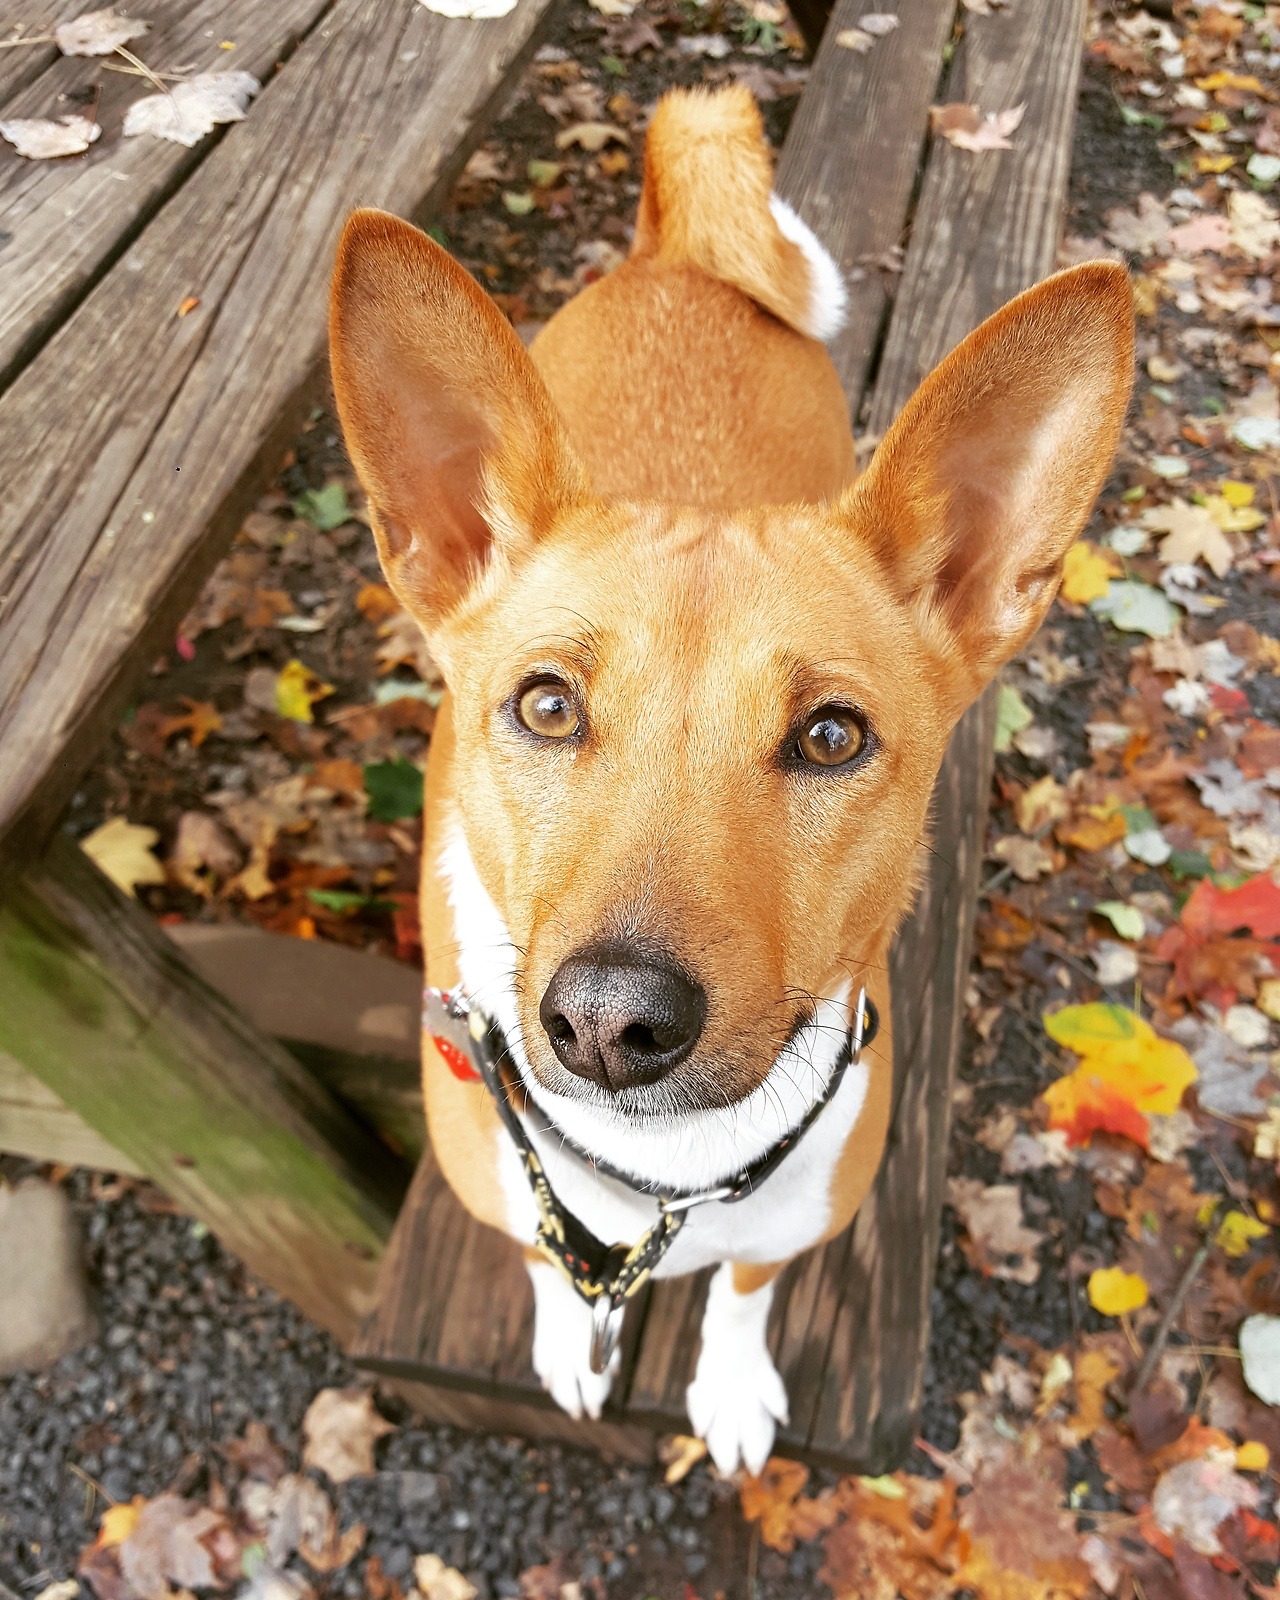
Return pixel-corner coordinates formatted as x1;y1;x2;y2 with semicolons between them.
356;583;400;624
1056;809;1128;851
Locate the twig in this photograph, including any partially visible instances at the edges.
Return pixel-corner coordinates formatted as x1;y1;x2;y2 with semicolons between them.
100;60;190;81
745;1518;760;1600
0;33;54;47
1130;1233;1215;1397
114;42;171;100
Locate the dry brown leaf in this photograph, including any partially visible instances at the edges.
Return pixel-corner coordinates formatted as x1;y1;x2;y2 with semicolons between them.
301;1389;394;1485
415;1554;478;1600
946;1178;1046;1284
1015;776;1069;836
1069;1346;1122;1441
55;7;147;55
168;811;241;897
376;611;440;680
656;1433;707;1485
81;817;166;896
123;71;260;148
930;101;1026;152
0;114;100;159
991;835;1056;881
554;121;629;153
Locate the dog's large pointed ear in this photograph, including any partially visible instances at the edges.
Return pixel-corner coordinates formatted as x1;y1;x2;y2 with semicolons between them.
330;209;590;631
843;262;1133;704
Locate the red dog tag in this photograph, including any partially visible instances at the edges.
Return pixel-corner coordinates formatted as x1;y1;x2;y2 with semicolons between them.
431;1032;482;1083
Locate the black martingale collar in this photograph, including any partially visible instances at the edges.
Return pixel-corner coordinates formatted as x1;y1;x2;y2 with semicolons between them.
423;984;879;1375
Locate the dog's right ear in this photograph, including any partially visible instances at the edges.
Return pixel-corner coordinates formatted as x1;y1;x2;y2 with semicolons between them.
330;209;590;631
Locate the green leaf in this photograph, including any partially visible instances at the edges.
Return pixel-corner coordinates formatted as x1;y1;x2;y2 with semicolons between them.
1121;804;1158;835
363;758;424;822
292;482;351;531
1089;579;1180;637
502;190;536;215
307;889;396;915
1095;900;1145;940
601;54;627;74
994;684;1033;752
527;159;563;187
1169;848;1212;881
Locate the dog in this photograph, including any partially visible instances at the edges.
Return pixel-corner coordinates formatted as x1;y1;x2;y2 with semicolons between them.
329;85;1133;1474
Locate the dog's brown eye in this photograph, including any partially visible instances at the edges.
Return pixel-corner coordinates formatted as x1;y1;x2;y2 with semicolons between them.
797;707;865;768
518;679;580;739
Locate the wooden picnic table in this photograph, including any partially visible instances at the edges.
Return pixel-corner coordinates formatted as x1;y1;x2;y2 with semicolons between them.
0;0;1090;1470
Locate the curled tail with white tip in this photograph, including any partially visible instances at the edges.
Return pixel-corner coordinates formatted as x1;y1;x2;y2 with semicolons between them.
632;85;848;344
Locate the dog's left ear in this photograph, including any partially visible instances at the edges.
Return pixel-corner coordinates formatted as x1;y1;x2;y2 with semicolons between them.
844;262;1133;703
329;209;590;634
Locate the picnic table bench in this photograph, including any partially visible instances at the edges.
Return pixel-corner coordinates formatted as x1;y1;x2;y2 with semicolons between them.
0;0;1088;1470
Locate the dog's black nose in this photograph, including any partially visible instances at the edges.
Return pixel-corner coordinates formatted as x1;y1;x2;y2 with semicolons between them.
539;943;707;1093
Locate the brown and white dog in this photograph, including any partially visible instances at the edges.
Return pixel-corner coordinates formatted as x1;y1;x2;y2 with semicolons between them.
330;86;1133;1473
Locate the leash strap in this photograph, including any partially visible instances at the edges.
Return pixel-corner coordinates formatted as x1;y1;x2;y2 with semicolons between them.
423;985;877;1374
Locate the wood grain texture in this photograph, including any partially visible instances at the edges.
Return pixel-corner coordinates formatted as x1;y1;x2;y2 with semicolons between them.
0;0;329;386
802;0;1087;1464
1;835;400;1341
0;0;554;878
774;0;955;415
0;2;85;114
0;1047;142;1174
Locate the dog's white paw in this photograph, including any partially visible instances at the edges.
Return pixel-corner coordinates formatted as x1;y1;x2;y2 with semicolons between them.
527;1258;617;1419
686;1263;788;1476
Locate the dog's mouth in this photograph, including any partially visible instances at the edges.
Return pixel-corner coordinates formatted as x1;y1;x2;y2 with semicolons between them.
513;984;856;1189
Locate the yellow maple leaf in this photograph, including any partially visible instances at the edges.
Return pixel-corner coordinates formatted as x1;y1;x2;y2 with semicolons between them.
1221;479;1255;509
1061;541;1121;605
1042;1004;1198;1148
1216;1210;1269;1258
99;1496;145;1546
80;817;166;897
1088;1267;1149;1317
1196;153;1236;174
276;658;334;723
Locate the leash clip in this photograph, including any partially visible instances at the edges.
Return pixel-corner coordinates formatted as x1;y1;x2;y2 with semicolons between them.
589;1289;625;1375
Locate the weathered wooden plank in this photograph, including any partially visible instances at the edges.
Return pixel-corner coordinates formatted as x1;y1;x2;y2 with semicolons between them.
0;2;84;113
774;0;956;417
0;1047;142;1174
796;0;1088;1464
0;0;555;878
0;0;330;386
0;835;403;1341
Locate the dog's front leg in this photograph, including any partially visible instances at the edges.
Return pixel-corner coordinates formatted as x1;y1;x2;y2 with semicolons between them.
687;1262;788;1475
525;1252;619;1419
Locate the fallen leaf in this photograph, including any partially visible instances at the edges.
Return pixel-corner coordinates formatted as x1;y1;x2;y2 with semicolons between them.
1088;1266;1149;1316
375;611;439;680
656;1433;707;1485
218;1419;286;1483
1215;1210;1269;1258
363;759;424;822
117;1493;237;1599
81;818;166;896
1093;939;1140;986
1042;1004;1198;1149
1230;188;1280;259
994;684;1033;752
55;8;147;55
123;72;260;148
555;121;628;152
168;811;241;897
1152;1450;1258;1555
293;482;351;532
301;1389;394;1485
1237;1440;1270;1472
1104;193;1170;255
1181;873;1280;939
930;101;1026;152
1070;1347;1121;1440
947;1178;1046;1283
1061;541;1122;604
0;114;101;158
1145;499;1236;577
1015;776;1070;835
1167;212;1231;253
276;660;334;724
1095;900;1145;940
1241;1314;1280;1404
1090;579;1181;637
992;835;1056;881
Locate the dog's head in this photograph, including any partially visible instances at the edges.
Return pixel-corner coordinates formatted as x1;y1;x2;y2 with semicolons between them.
330;209;1132;1120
